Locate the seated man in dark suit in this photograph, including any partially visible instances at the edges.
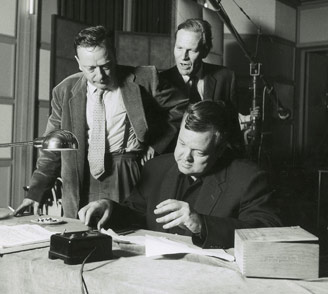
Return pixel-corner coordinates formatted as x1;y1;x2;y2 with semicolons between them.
78;101;281;249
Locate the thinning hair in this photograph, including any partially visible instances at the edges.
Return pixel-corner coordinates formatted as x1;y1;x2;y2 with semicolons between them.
176;18;213;56
74;25;114;55
183;101;230;143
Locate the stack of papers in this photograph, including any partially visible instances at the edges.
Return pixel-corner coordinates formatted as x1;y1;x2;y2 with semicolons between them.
101;228;234;262
0;224;55;249
144;235;234;261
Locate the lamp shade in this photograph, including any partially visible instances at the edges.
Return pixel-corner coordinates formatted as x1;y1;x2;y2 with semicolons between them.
39;130;79;150
0;129;79;150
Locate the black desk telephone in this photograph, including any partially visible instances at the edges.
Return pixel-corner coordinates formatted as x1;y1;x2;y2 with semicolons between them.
49;230;113;265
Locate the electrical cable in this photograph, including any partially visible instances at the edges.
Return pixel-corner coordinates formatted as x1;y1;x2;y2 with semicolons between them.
80;247;96;294
231;0;261;32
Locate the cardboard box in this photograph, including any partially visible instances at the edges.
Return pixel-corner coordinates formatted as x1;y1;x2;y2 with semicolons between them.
234;226;319;279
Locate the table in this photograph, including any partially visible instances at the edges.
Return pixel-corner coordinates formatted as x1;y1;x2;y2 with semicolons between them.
1;215;328;294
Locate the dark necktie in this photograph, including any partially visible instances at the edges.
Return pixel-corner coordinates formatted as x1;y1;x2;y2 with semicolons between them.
188;76;202;104
88;89;106;179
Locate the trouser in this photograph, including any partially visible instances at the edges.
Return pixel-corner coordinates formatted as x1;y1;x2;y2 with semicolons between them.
80;152;142;208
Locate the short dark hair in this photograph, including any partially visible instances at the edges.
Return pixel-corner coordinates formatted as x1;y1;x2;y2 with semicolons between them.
74;25;114;55
184;100;230;143
176;18;213;56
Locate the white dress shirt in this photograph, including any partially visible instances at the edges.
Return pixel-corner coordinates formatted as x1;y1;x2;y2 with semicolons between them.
182;64;205;100
86;82;141;153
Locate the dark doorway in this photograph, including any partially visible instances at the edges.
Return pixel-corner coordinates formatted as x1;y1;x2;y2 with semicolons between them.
302;50;328;167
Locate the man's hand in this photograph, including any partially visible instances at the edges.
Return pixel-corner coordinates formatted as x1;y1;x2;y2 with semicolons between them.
250;106;261;120
154;199;202;234
140;146;155;166
14;198;39;216
78;199;113;230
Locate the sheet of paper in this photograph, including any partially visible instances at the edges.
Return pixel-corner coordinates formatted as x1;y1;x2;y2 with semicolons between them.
145;235;235;261
0;224;55;249
100;228;145;245
100;228;234;261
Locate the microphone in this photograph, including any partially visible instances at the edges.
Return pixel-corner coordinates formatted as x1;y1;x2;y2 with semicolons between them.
207;0;291;121
263;82;291;120
277;107;291;120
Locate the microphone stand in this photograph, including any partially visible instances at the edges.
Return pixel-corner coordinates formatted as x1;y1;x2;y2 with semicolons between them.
207;0;291;162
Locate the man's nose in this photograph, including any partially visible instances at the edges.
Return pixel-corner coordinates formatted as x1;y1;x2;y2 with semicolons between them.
183;149;193;162
182;50;189;60
94;66;105;79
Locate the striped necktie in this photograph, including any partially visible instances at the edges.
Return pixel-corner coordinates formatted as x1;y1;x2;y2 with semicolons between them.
88;89;106;179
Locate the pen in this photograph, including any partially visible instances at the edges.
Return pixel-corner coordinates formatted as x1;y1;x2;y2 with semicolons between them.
8;206;15;212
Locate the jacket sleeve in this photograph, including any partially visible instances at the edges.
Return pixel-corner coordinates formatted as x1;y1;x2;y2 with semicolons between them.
136;66;188;154
152;74;189;153
193;169;282;249
26;87;63;203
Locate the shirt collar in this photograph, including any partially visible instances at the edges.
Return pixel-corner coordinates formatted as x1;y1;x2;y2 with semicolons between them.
87;82;98;95
178;172;202;185
182;63;204;83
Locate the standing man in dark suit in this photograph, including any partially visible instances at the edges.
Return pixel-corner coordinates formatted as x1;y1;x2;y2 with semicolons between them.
160;18;243;154
14;25;180;218
79;101;281;249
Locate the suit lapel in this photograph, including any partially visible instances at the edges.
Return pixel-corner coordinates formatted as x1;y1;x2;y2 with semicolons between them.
159;163;181;202
203;63;217;101
194;167;227;215
173;67;188;93
158;159;228;216
69;76;87;181
120;73;148;142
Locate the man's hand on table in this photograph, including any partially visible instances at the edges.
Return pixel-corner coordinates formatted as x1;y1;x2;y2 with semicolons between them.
78;199;113;230
154;199;202;234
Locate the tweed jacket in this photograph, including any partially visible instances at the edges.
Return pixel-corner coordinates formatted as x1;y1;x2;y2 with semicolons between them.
27;65;178;218
123;153;281;249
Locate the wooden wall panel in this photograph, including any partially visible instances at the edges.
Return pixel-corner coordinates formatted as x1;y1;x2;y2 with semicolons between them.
0;167;11;207
38;106;50;137
0;43;15;98
0;105;13;159
54;58;79;88
39;49;51;101
41;0;58;44
276;1;296;42
116;32;171;70
150;36;171;71
50;16;88;91
299;5;328;45
0;0;16;36
220;0;275;35
174;0;202;27
116;33;149;66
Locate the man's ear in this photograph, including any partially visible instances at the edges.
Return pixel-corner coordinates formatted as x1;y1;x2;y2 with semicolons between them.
75;55;82;71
